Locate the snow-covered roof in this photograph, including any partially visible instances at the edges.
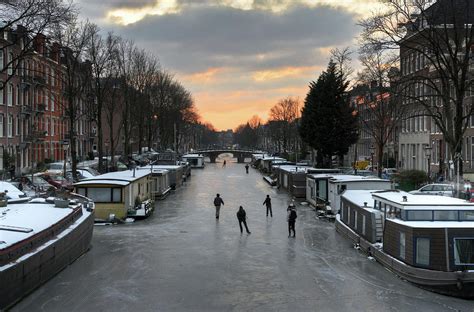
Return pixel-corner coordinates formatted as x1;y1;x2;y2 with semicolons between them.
342;190;377;209
329;175;391;184
262;157;286;162
182;154;204;158
0;201;75;249
372;190;474;209
389;218;474;228
74;169;151;186
0;181;28;201
277;165;316;173
307;173;337;180
143;165;182;170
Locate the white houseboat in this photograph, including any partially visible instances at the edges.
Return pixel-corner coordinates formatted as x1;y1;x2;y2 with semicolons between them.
0;184;94;309
336;190;474;298
275;165;317;198
145;164;184;190
306;174;392;214
182;154;205;168
74;169;154;221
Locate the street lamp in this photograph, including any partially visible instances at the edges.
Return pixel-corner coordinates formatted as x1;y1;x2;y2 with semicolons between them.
62;141;69;178
424;144;432;182
369;144;375;172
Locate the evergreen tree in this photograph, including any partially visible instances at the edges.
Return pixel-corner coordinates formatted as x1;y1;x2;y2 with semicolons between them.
299;62;358;167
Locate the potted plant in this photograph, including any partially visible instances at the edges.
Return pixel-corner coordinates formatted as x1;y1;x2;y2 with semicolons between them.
0;191;8;207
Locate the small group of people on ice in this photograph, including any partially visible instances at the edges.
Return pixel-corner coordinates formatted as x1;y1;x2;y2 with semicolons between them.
213;193;297;237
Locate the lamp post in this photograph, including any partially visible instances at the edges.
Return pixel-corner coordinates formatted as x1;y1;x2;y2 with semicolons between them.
105;141;109;173
369;144;375;172
62;141;69;178
424;144;432;182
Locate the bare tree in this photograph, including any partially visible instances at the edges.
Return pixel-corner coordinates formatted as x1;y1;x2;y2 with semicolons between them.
269;97;300;153
0;0;75;88
52;18;94;180
360;0;474;176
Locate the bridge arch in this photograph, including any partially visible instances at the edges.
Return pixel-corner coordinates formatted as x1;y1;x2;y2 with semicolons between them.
195;149;259;163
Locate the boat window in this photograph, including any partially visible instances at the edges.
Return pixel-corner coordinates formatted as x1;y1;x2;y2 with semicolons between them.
433;210;458;221
460;211;474;221
354;211;358;229
454;238;474;265
77;188;86;197
362;215;366;235
317;180;327;201
399;232;406;259
407;210;433;221
112;188;121;202
415;237;430;266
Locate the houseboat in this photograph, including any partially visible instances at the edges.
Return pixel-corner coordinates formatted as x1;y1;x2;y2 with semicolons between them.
336;190;474;298
182;154;205;168
306;174;392;214
259;156;287;173
74;169;154;221
148;168;172;199
275;165;317;198
145;164;184;190
0;184;94;309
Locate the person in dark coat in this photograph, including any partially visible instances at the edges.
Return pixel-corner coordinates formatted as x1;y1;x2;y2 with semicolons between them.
263;194;272;217
287;204;297;237
223;160;226;167
214;193;224;219
245;164;249;174
236;206;251;234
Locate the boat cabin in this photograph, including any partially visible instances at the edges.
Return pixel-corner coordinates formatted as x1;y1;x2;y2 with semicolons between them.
260;157;286;173
275;165;317;198
182;154;205;168
74;169;153;221
144;167;171;199
145;164;184;190
341;190;474;272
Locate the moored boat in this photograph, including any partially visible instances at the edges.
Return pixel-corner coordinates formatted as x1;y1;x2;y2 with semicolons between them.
0;185;94;309
336;189;474;298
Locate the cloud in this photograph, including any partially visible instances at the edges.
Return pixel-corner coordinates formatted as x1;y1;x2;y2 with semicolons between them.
252;66;322;82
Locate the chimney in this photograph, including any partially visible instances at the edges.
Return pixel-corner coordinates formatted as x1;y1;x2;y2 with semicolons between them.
364;202;368;207
402;196;407;202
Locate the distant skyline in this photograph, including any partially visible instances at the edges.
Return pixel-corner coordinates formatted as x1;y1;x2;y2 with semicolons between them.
77;0;382;130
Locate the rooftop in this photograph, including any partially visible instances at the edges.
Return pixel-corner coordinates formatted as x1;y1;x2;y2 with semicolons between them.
74;169;151;186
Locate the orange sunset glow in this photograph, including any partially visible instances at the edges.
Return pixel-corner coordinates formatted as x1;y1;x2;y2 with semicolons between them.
77;0;378;130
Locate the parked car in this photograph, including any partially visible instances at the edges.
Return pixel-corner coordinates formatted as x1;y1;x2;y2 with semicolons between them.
409;183;454;197
9;175;53;192
382;168;398;179
38;173;74;190
65;169;97;182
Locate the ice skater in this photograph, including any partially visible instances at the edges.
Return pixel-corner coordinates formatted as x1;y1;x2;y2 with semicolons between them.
245;164;249;174
223;160;226;167
236;206;251;234
287;203;297;237
214;193;224;219
263;194;272;217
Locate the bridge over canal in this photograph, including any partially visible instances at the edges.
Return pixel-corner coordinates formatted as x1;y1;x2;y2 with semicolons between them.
194;149;263;163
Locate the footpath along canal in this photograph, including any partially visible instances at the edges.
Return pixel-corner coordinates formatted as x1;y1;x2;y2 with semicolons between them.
13;161;474;311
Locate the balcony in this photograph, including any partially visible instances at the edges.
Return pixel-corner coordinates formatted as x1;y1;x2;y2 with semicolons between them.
35;103;46;114
20;105;32;117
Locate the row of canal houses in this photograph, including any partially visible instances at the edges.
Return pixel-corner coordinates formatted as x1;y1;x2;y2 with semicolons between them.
252;153;474;298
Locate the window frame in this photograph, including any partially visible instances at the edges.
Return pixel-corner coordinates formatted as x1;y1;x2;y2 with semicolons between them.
414;237;431;267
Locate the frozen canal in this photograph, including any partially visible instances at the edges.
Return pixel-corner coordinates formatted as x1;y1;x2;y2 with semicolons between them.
13;161;474;311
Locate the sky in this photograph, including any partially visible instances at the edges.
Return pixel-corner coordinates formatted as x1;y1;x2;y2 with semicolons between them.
76;0;383;130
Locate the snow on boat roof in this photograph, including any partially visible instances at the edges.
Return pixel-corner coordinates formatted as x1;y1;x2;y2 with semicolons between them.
143;165;182;170
74;169;151;186
342;190;378;209
329;175;391;183
0;201;75;249
182;154;203;158
372;190;474;208
0;181;28;200
277;165;317;173
262;157;286;161
307;173;338;179
389;218;474;228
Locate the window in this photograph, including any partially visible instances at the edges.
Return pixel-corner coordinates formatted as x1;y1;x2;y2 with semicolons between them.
0;114;3;137
51;94;55;112
362;215;366;235
78;187;122;203
415;237;430;266
454;238;474;265
7;52;13;75
407;210;432;221
460;211;474;221
0;50;3;70
354;210;358;229
7;83;13;106
0;83;3;104
399;232;406;259
434;210;458;221
7;114;12;137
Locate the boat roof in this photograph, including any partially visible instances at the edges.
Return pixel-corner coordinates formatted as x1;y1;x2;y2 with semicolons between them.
389;218;474;228
372;190;474;209
307;173;337;180
0;181;29;201
74;169;151;186
262;157;286;161
0;200;78;250
342;190;378;210
182;154;204;158
143;164;182;170
328;175;391;183
277;165;317;173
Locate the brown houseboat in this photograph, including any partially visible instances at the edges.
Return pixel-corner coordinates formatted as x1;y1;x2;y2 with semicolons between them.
336;190;474;298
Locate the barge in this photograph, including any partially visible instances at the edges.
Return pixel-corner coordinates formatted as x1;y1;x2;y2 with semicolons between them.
335;190;474;298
